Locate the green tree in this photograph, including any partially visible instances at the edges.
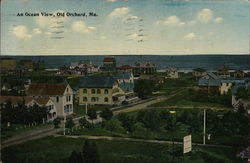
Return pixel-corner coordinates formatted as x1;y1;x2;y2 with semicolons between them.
117;114;135;132
100;108;113;121
82;140;100;163
68;150;83;163
79;117;92;129
65;118;75;129
87;108;97;125
131;122;147;134
134;79;154;99
105;119;125;133
53;118;61;129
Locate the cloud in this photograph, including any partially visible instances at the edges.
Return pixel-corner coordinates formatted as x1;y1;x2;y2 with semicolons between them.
156;16;185;26
197;9;213;23
187;20;196;26
214;17;223;23
32;28;42;34
108;7;130;19
35;10;68;28
72;21;96;33
13;25;32;38
104;0;117;2
183;32;196;40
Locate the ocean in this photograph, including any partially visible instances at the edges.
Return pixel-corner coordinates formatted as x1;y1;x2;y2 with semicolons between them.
1;55;250;70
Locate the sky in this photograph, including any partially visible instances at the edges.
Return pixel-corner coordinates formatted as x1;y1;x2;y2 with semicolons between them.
1;0;249;55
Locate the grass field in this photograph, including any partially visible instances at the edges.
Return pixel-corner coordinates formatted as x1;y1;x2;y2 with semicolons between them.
151;88;231;108
1;136;244;163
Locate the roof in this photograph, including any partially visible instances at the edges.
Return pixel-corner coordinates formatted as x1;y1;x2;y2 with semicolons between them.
198;78;221;86
103;57;116;62
117;65;133;69
79;76;117;88
116;72;132;80
135;62;155;67
193;68;206;72
119;82;134;92
0;96;50;105
221;79;245;84
207;72;219;79
27;83;68;95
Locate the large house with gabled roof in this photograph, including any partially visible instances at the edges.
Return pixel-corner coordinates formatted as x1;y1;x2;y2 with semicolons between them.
26;83;73;118
78;76;125;105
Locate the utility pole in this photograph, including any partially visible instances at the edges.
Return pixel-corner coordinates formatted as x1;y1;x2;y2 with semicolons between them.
203;109;206;145
85;103;88;115
63;114;66;136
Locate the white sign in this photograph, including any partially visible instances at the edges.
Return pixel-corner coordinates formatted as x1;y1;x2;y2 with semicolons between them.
183;135;192;154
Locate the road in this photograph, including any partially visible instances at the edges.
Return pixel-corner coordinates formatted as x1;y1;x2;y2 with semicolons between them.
54;134;232;149
1;93;171;149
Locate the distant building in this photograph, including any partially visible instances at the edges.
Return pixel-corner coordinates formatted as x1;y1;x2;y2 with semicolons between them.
19;60;34;71
166;67;178;78
201;72;219;80
117;65;133;73
233;70;245;78
220;79;245;94
193;68;207;80
0;96;57;122
218;65;230;78
116;72;134;84
101;56;117;72
0;58;17;70
119;82;138;104
198;78;221;94
133;62;156;76
26;83;73;118
78;76;125;106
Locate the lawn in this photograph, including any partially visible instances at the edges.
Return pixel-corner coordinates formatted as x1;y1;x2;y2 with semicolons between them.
1;136;244;163
151;88;231;108
74;103;113;117
1;123;52;141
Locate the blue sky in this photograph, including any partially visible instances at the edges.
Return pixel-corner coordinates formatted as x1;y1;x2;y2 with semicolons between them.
1;0;249;55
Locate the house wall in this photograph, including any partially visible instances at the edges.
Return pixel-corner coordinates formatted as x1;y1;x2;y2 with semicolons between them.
220;82;233;94
79;83;125;105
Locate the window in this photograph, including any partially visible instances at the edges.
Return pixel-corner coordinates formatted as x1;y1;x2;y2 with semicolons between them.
67;88;69;92
91;97;99;102
97;89;101;94
56;96;59;102
83;97;87;101
66;96;68;102
104;89;109;94
68;96;71;102
91;89;96;94
104;97;109;102
83;89;87;93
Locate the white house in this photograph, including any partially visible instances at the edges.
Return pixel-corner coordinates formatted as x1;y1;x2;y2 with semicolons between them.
116;72;134;84
27;83;74;118
220;79;245;94
166;67;179;78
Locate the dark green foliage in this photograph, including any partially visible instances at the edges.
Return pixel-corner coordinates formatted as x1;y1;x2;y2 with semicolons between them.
87;108;97;124
105;119;125;133
100;108;113;121
1;100;47;125
82;140;100;163
134;79;154;99
53;118;61;128
136;110;161;131
68;150;83;163
117;114;135;132
79;117;92;129
66;118;75;129
236;86;250;100
187;89;231;106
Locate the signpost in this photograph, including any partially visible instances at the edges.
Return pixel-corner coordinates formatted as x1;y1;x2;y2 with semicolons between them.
183;135;192;154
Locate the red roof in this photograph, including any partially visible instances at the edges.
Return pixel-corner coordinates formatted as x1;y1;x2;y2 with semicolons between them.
27;83;68;96
103;57;115;62
0;96;50;105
